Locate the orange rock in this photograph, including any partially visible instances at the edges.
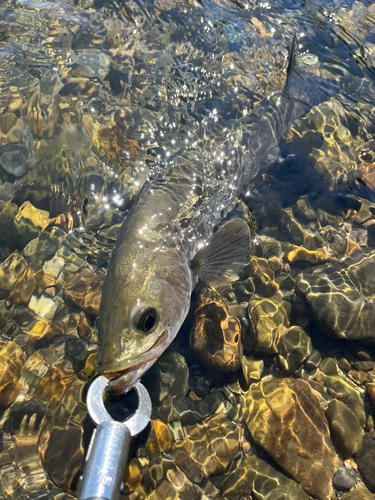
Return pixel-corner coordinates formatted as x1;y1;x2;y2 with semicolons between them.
146;420;173;457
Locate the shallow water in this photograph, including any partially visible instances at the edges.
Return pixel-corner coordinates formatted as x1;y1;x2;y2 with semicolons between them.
1;0;375;498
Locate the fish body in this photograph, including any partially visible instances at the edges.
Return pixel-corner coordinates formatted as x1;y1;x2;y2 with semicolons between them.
97;44;337;393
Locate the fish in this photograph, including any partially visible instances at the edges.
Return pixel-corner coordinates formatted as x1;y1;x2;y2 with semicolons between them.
96;38;338;393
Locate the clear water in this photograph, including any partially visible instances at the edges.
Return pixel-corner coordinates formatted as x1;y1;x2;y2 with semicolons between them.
1;0;375;498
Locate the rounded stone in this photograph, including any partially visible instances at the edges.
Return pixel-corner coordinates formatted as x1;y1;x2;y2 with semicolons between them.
326;399;363;458
333;467;355;491
190;288;243;372
295;251;375;341
247;295;291;354
277;325;312;373
324;375;366;425
320;357;338;375
242;356;264;386
305;349;322;370
337;357;352;373
353;361;375;371
242;378;341;500
0;143;30;177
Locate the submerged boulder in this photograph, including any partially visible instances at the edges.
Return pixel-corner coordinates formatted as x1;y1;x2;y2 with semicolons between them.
241;378;341;500
296;251;375;341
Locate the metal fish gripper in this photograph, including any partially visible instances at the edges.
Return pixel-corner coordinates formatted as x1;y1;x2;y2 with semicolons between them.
78;376;152;500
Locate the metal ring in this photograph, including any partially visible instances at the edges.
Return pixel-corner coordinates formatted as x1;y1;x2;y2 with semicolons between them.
86;375;152;436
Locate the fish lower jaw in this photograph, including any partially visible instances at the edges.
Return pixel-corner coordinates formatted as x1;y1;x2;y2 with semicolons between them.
100;360;155;394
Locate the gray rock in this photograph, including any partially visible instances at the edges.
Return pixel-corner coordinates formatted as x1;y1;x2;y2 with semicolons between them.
333;467;355;491
0;143;30;177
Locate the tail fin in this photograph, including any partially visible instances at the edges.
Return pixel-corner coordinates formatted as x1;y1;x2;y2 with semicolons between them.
284;35;339;109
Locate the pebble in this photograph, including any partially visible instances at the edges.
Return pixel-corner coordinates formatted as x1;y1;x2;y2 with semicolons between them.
333;467;355;491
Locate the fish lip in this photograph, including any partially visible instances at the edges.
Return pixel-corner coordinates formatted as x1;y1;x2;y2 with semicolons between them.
96;328;169;386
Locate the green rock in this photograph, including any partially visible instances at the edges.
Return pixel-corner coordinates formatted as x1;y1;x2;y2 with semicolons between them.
247;295;291;354
342;486;374;500
278;326;312;373
348;370;368;385
305;350;322;370
353;361;375;371
242;356;264;386
295;252;375;341
337;357;351;373
320;357;338;375
324;375;366;425
326;399;363;457
220;454;313;500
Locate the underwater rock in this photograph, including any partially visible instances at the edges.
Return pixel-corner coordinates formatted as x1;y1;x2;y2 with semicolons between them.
284;245;329;264
324;375;366;425
242;378;341;500
350;140;375;197
277;325;312;373
326;399;363;457
124;457;149;493
366;382;375;407
66;52;111;82
353;361;375;371
280;207;317;249
174;413;241;483
348;369;368;385
246;256;279;298
154;351;189;423
43;420;84;492
242;356;264;386
305;350;322;370
144;467;217;500
180;390;225;427
341;486;374;500
220;454;312;500
355;430;375;493
23;228;66;270
11;202;52;249
319;357;339;375
296;251;375;341
293;195;318;224
0;341;25;409
247;295;291;354
0;142;31;177
63;268;104;318
145;452;176;489
146;420;174;457
0;252;27;297
333;466;355;491
190;288;243;372
8;267;36;306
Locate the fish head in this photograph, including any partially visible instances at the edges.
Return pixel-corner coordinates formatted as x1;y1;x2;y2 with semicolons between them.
96;244;193;393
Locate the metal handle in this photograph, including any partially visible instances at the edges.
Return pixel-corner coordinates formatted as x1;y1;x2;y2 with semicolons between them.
78;421;130;500
77;376;152;500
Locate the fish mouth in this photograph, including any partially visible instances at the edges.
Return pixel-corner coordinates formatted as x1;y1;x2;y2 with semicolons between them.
96;328;169;394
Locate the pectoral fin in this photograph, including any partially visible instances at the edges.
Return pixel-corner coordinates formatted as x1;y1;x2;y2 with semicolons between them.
190;218;251;287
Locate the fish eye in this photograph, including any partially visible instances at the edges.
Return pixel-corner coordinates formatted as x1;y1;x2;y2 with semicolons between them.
132;306;158;333
359;150;374;163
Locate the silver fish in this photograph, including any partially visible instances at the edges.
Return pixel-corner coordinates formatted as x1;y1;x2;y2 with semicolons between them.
96;42;337;393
